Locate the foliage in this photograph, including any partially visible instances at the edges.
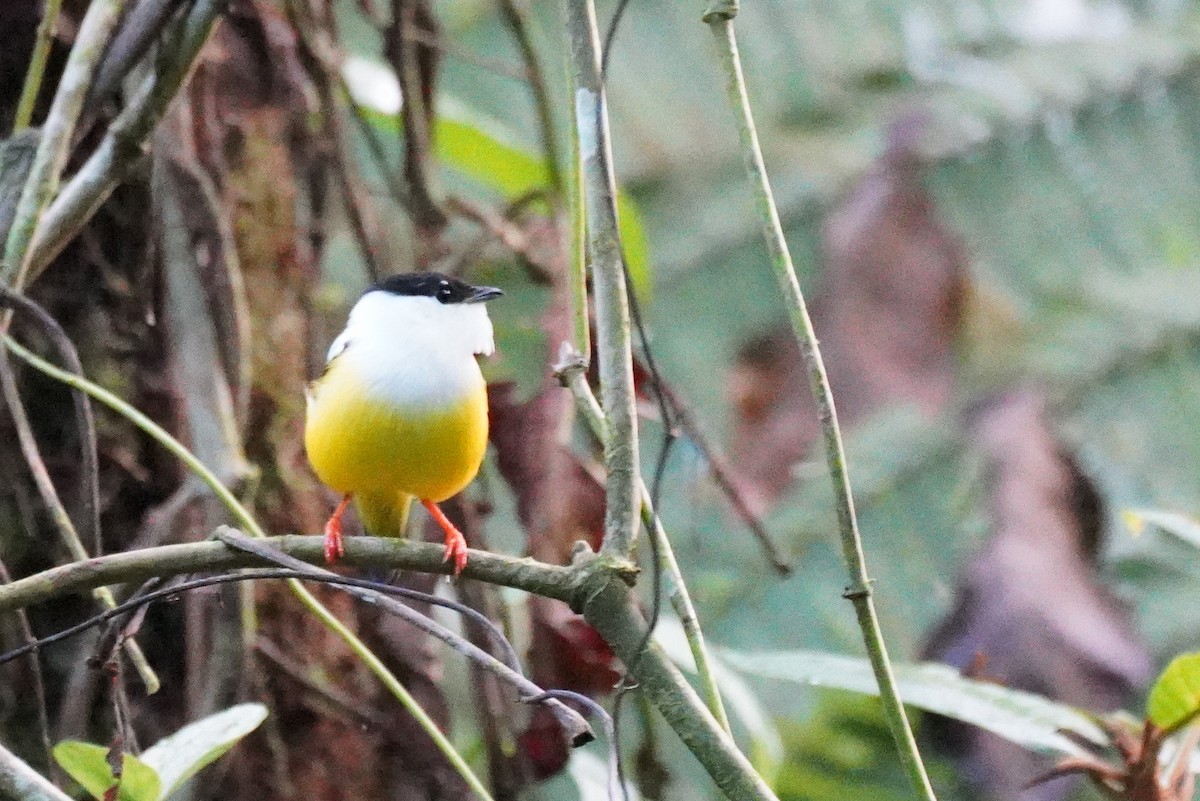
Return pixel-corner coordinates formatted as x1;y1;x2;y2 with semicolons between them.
53;705;267;801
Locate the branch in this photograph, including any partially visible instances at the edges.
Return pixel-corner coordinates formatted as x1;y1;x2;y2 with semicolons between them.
0;535;586;616
232;529;595;744
703;7;936;799
563;0;641;560
23;0;225;285
3;0;129;288
578;563;778;801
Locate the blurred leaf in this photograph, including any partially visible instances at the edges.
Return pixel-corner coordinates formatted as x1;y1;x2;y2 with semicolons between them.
565;750;638;801
721;649;1107;757
139;704;268;799
1127;508;1200;551
1148;652;1200;733
654;616;784;781
52;743;161;801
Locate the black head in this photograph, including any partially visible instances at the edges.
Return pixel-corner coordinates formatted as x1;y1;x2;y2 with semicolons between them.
371;272;502;305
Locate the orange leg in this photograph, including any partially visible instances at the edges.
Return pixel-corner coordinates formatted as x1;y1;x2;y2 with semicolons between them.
324;493;353;563
422;500;469;575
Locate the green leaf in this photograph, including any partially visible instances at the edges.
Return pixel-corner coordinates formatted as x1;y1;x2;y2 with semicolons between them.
721;649;1106;757
1148;652;1200;732
52;742;161;801
139;704;268;799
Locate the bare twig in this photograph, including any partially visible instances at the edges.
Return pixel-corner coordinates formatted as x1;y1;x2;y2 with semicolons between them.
0;292;158;693
652;378;790;574
0;558;52;767
497;0;563;192
288;0;386;281
385;0;445;230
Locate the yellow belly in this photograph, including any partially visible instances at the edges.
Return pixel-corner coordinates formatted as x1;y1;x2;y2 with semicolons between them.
304;361;489;504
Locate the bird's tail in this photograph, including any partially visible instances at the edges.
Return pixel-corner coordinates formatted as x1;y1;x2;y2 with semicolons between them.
355;490;413;538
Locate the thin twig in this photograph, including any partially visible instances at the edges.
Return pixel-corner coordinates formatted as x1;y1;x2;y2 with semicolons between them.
385;0;445;230
703;7;936;800
653;378;790;574
11;0;67;133
497;0;563;193
0;558;52;767
555;352;732;735
215;528;592;744
3;0;130;288
563;0;641;560
0;318;159;693
288;0;385;281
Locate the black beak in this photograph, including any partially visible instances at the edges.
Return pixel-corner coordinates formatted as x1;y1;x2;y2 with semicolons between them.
464;285;503;303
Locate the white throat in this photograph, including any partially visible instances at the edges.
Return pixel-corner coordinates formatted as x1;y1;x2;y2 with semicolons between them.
327;290;495;409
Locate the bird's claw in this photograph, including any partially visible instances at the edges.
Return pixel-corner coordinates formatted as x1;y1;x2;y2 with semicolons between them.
443;530;468;576
323;516;345;564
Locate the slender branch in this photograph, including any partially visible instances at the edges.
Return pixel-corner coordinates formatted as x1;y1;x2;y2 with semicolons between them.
0;335;502;799
0;334;160;693
563;0;640;560
11;0;66;133
703;9;936;800
641;487;731;735
497;0;563;193
23;0;224;285
0;558;52;767
578;565;779;801
0;743;73;801
555;351;732;735
215;528;593;745
562;57;591;365
0;535;586;616
3;0;129;288
654;379;790;575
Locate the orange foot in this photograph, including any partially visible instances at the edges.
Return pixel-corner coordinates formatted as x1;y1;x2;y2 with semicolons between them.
324;494;353;563
422;500;469;575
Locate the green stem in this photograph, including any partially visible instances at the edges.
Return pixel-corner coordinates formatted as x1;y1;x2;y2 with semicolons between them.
2;335;496;801
641;487;732;735
704;13;936;801
563;0;640;560
3;0;129;288
11;0;65;134
564;64;591;364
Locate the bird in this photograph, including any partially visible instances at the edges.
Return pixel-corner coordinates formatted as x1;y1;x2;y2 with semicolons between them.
304;271;502;573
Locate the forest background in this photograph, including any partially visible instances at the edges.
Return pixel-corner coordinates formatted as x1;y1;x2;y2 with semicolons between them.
3;1;1200;800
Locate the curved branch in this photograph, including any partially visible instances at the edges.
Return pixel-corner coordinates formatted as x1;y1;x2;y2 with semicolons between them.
0;534;587;615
